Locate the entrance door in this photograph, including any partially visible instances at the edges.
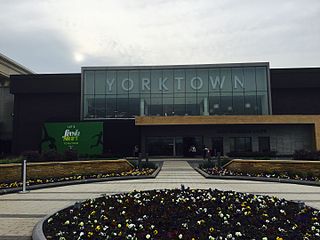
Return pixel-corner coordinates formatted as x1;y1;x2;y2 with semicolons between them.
147;137;174;156
211;137;224;156
182;137;202;157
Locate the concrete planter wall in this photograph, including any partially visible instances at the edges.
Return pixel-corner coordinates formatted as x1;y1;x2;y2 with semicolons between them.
0;159;133;182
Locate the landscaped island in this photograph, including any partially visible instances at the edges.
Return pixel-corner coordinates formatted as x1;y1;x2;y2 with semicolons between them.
202;167;320;182
0;168;155;190
43;188;320;239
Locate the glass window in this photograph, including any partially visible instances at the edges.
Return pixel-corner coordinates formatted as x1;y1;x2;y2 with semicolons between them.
95;71;106;94
197;69;209;93
106;71;116;94
220;68;232;92
140;70;151;94
174;69;186;93
151;70;162;94
230;137;252;152
106;96;117;118
128;70;140;94
163;70;174;94
95;95;106;118
117;71;129;94
84;94;95;118
233;93;244;114
258;137;270;152
82;65;270;118
150;95;162;116
163;96;174;116
117;95;129;117
244;93;257;115
174;96;185;115
186;94;198;115
244;67;256;91
84;71;94;94
209;68;222;92
209;95;221;115
220;94;233;115
128;94;140;117
232;68;245;92
256;67;267;91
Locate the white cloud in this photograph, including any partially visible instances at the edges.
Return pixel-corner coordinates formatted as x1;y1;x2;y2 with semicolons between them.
0;0;319;72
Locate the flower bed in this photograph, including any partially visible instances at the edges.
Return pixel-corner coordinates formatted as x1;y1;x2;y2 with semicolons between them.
43;188;320;239
202;167;320;182
0;168;155;189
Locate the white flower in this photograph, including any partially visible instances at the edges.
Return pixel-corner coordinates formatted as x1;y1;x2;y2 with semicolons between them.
235;232;242;236
146;234;151;239
178;234;183;239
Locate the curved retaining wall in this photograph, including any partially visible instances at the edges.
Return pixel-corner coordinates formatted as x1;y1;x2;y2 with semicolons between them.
0;159;133;182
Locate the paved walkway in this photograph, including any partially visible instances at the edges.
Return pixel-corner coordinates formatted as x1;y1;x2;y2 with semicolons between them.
0;160;319;239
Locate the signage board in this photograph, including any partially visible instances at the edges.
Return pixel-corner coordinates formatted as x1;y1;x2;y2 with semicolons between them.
41;122;103;155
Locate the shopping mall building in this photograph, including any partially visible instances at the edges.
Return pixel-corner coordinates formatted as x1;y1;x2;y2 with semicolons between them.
10;62;320;157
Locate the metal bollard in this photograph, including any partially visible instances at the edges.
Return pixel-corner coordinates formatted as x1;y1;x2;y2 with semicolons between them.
20;159;29;193
145;153;149;163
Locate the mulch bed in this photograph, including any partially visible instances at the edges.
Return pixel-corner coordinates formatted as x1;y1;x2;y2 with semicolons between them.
44;187;320;239
202;168;320;182
0;168;155;189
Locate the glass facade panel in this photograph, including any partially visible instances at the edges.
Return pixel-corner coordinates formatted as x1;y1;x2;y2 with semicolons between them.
82;63;270;119
95;71;106;94
230;137;252;152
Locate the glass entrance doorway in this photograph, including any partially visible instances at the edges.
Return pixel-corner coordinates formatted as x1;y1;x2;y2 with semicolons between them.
211;137;224;156
146;136;202;157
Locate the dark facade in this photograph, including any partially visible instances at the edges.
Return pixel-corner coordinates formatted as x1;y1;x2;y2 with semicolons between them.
9;66;320;156
270;68;320;114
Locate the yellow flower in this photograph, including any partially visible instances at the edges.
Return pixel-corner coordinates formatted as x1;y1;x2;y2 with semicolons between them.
276;237;283;240
209;227;215;232
153;229;158;235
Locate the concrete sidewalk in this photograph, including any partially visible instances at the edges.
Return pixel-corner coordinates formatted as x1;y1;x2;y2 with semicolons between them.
0;160;319;239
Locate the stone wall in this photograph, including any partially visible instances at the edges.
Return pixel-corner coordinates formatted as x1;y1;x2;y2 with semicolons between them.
225;159;320;177
0;159;133;182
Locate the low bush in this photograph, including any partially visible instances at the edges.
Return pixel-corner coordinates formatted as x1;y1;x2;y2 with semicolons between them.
22;150;41;162
63;149;78;161
293;149;320;160
227;151;277;158
128;160;157;169
41;150;62;161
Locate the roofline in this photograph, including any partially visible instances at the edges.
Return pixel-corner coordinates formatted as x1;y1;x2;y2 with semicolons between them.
82;62;270;71
0;52;34;75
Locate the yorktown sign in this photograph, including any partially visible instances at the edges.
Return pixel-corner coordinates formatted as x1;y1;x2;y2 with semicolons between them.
104;75;247;92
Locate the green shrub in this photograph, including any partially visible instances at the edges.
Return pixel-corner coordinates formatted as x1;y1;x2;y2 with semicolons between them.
22;150;40;162
63;149;78;161
128;160;156;169
41;150;62;161
199;160;216;169
293;149;320;160
227;151;277;158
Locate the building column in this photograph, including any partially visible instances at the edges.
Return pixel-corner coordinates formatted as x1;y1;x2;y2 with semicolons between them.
203;97;209;116
140;99;145;116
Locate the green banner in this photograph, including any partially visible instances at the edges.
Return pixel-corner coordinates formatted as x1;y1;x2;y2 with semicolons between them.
41;122;103;155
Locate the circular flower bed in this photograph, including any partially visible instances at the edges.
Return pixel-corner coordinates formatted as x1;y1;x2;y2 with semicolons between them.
0;168;155;189
202;167;320;182
44;188;320;239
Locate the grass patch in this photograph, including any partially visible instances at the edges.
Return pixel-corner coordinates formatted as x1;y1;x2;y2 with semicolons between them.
0;157;22;164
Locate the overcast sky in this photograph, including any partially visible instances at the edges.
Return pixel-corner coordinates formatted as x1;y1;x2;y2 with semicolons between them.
1;0;319;73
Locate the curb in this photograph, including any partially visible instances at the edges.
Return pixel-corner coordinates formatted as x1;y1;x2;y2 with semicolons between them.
195;167;320;187
0;165;162;196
